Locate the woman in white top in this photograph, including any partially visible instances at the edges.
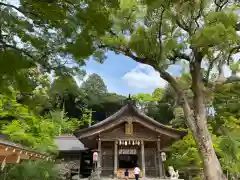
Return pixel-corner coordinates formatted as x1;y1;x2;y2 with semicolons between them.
133;165;140;180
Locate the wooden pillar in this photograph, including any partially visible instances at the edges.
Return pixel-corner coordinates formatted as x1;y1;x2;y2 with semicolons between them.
141;140;145;178
79;153;82;177
157;139;163;177
98;138;102;168
114;140;118;177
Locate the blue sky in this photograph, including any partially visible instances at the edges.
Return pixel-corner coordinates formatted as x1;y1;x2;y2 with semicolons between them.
81;51;182;96
82;51;238;96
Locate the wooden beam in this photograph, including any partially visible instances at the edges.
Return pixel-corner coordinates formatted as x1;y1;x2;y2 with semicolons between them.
114;140;118;177
100;138;158;142
157;139;163;177
97;137;102;168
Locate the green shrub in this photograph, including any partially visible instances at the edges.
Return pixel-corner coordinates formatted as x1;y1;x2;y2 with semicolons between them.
0;159;60;180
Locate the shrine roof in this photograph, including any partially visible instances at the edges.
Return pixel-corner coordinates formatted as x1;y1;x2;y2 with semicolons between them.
75;103;187;138
0;134;25;149
54;136;87;151
0;134;50;164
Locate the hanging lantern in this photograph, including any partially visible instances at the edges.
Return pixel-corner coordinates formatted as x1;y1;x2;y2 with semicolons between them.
119;140;122;145
133;141;135;145
137;141;140;146
161;152;167;162
128;140;131;145
16;155;21;163
125;141;127;146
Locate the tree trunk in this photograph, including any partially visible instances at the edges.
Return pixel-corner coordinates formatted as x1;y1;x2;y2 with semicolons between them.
192;125;226;180
189;60;227;180
159;60;227;180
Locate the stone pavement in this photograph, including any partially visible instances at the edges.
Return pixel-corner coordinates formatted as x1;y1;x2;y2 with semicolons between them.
78;178;184;180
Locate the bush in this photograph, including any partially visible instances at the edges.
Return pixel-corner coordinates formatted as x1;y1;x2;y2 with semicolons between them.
0;159;60;180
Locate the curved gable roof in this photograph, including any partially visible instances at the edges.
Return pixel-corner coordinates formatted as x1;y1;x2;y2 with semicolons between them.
75;103;187;138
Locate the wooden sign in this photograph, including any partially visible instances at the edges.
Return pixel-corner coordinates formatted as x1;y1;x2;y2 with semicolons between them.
125;121;133;136
119;148;137;155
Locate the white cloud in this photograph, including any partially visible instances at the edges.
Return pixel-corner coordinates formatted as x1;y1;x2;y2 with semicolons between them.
122;64;166;89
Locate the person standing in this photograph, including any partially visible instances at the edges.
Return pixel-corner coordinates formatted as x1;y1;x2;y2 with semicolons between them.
124;169;129;180
134;165;140;180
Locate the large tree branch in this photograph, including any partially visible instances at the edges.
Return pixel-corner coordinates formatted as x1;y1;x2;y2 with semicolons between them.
157;6;165;60
0;2;23;13
204;45;240;86
99;43;197;130
170;50;191;62
204;54;221;84
175;15;190;33
173;2;192;33
192;0;204;32
99;44;150;65
0;41;35;60
158;69;196;130
235;22;240;31
0;2;38;17
224;76;240;84
214;0;229;12
226;45;240;65
0;41;65;72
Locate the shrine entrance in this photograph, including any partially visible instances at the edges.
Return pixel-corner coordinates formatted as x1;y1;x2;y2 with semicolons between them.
116;142;141;178
119;154;138;169
118;147;139;169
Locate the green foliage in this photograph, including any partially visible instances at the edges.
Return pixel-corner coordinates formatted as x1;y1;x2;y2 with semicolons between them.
98;93;126;114
0;0;119;95
132;90;174;124
217;130;240;179
167;132;201;169
213;83;240;118
45;109;89;136
0;159;60;180
1;97;57;153
49;75;83;108
81;73;107;95
152;88;164;100
170;107;186;128
193;11;238;50
50;75;82;97
0;92;89;153
132;93;157;113
81;73;108;106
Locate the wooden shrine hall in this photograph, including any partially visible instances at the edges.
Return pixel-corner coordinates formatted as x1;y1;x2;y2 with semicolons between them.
75;100;187;178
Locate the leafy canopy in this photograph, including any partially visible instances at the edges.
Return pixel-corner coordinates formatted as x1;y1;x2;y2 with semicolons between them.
0;0;118;94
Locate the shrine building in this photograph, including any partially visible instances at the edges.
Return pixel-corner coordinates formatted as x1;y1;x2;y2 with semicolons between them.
75;100;187;179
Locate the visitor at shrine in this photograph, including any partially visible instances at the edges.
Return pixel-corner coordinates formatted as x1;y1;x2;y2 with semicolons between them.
124;169;129;180
133;165;140;180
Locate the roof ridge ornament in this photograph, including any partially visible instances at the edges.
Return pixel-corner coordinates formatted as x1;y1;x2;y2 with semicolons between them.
123;94;136;106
